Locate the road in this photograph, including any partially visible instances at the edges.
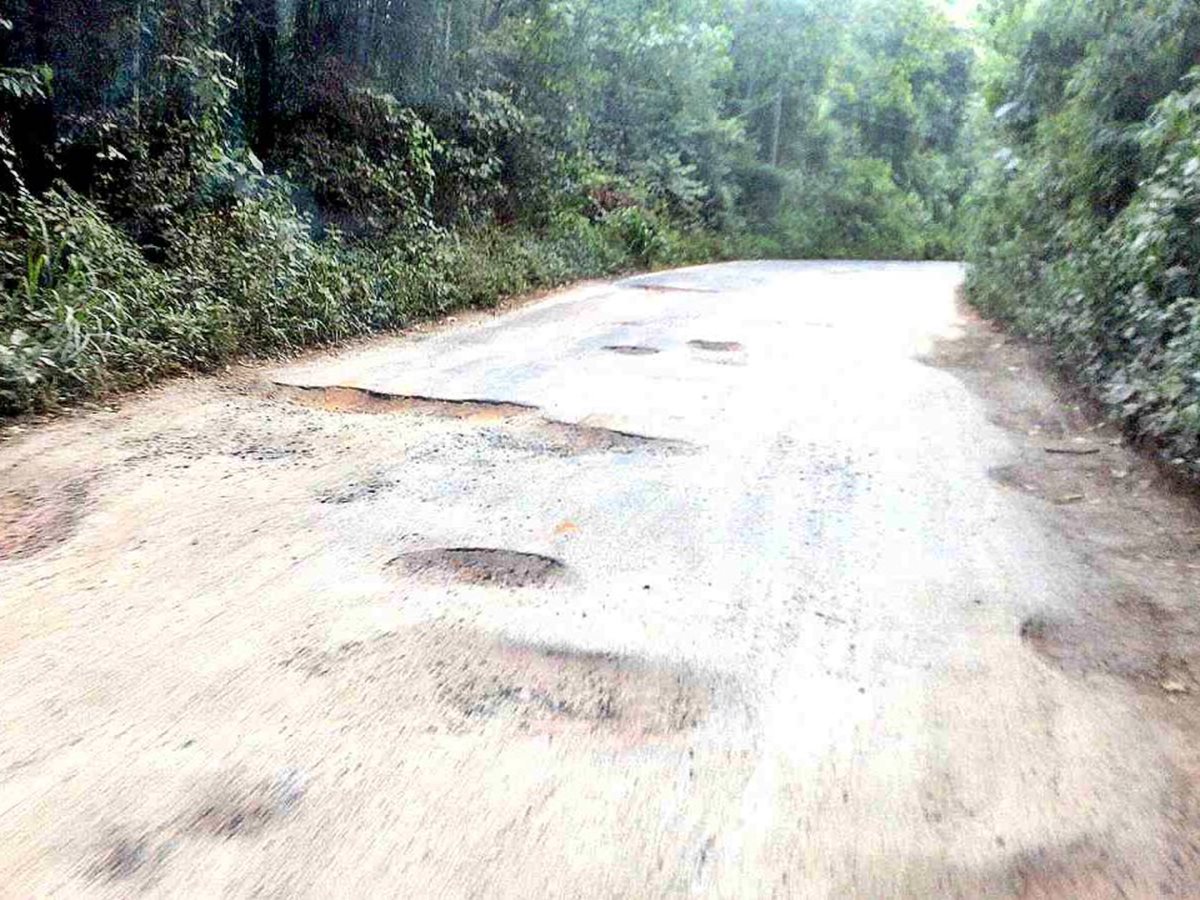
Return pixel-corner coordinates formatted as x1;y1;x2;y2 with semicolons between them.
3;261;1200;897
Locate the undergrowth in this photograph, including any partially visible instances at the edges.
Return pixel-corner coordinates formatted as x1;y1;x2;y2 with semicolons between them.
0;186;725;415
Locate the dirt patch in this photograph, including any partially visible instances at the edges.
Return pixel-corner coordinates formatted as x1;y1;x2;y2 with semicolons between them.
0;480;87;562
1018;599;1197;689
932;300;1200;696
391;547;566;588
604;345;660;356
688;340;744;352
86;830;171;885
188;770;306;840
1005;840;1136;899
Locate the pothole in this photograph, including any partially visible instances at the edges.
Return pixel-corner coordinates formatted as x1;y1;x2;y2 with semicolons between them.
623;283;719;294
604;345;660;356
277;381;695;459
543;420;691;455
415;422;693;458
274;383;698;462
273;383;536;422
317;474;395;505
436;637;711;739
391;548;566;588
688;340;744;352
917;331;994;372
1;481;87;561
276;623;730;744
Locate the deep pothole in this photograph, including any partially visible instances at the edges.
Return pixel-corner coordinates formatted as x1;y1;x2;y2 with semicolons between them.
391;547;566;588
688;339;744;352
272;383;535;421
273;383;694;456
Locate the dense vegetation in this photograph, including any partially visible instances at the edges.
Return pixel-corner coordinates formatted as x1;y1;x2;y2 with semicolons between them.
0;0;973;414
966;0;1200;474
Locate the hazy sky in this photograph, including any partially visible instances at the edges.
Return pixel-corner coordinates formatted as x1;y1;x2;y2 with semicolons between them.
945;0;978;25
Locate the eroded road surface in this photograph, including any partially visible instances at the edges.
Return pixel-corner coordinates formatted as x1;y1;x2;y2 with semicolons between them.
4;261;1200;897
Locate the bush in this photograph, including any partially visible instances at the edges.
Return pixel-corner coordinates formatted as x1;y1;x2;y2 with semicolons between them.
277;84;439;240
0;164;710;417
966;44;1200;473
0;188;192;412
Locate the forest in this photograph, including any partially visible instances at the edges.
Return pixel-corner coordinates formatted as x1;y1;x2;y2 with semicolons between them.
966;0;1200;475
0;0;973;414
0;0;1198;478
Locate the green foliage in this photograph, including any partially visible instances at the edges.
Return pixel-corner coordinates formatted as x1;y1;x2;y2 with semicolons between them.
278;87;439;239
0;188;189;411
789;159;934;259
0;0;978;418
965;0;1200;473
0;178;710;415
729;0;974;260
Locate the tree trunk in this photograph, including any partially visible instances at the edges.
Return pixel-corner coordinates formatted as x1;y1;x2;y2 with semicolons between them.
769;88;782;167
254;0;278;156
24;0;56;193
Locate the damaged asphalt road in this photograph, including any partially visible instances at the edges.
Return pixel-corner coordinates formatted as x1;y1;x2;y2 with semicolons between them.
3;261;1200;897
